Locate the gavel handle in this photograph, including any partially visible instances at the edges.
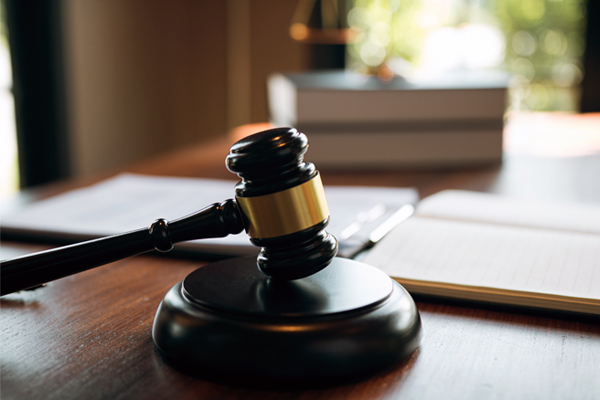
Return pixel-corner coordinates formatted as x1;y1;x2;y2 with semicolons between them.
0;199;244;296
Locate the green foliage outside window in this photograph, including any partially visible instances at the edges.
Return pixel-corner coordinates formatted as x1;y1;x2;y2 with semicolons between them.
347;0;587;111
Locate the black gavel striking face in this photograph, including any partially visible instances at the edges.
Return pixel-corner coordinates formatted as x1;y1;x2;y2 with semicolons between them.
226;127;338;280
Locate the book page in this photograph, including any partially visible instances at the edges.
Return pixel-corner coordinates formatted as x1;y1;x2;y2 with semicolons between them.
364;218;600;303
0;174;418;257
417;190;600;236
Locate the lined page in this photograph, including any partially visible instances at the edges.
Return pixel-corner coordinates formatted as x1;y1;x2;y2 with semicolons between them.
417;190;600;236
364;218;600;302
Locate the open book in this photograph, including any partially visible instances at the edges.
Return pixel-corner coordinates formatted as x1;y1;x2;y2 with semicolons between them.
0;174;418;259
363;190;600;316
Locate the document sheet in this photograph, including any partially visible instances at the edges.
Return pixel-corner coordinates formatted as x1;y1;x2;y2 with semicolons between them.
364;190;600;315
1;174;418;258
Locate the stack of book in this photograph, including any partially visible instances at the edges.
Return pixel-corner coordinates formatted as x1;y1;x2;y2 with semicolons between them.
267;69;510;168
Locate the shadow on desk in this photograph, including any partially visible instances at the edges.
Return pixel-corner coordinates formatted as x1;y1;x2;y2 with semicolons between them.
155;349;420;392
414;297;600;326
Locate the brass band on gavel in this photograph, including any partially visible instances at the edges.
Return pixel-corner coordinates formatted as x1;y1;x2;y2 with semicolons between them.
235;173;329;239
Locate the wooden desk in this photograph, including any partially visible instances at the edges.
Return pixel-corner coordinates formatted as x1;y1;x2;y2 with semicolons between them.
2;129;600;399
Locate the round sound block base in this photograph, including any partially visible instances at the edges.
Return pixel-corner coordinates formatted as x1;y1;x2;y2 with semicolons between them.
152;256;421;379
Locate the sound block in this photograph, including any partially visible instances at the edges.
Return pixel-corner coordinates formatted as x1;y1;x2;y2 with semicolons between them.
152;256;421;379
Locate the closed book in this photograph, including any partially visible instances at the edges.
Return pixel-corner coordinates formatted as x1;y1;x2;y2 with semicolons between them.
268;69;508;168
268;69;509;127
301;125;503;168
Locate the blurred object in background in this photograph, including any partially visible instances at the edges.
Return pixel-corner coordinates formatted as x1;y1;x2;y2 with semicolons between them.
5;0;70;188
504;111;600;157
290;0;355;44
3;1;309;188
0;0;19;198
290;0;351;68
347;0;588;112
268;69;508;168
580;0;599;112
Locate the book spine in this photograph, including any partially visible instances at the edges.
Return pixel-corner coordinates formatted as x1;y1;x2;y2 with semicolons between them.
296;88;507;123
303;129;503;168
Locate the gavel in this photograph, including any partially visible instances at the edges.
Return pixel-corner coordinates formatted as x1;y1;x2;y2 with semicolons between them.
1;127;422;380
0;128;338;296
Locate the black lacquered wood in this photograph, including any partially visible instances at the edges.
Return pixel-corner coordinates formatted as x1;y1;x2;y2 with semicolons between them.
182;256;393;317
226;128;338;280
153;257;422;379
252;219;338;280
1;128;340;293
0;200;244;295
226;127;317;197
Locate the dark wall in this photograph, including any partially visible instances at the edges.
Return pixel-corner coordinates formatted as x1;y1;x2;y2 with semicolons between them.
580;0;600;112
6;0;70;187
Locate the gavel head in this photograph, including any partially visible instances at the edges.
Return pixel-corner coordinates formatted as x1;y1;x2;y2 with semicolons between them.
226;127;338;280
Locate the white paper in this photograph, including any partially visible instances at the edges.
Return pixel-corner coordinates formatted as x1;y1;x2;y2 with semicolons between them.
364;190;600;313
417;190;600;235
365;218;600;300
0;174;418;257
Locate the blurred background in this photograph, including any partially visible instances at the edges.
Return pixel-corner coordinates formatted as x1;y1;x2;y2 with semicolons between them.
1;0;597;196
347;0;588;112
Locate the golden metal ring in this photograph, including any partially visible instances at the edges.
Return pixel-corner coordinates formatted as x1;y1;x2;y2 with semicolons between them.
236;174;329;239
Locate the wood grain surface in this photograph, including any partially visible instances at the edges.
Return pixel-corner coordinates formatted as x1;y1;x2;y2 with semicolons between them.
2;248;598;400
2;133;600;400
